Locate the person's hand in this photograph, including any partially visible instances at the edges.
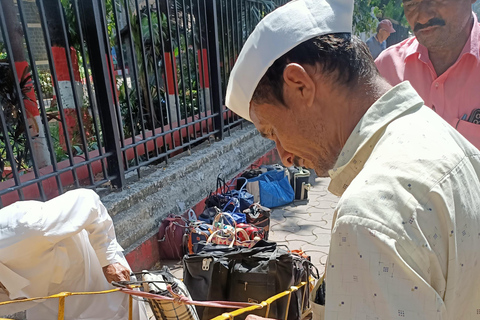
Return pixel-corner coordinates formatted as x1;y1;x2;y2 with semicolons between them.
102;263;131;283
245;315;277;320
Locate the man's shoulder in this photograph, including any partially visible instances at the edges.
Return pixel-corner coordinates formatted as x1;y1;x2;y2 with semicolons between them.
376;36;417;62
365;36;376;47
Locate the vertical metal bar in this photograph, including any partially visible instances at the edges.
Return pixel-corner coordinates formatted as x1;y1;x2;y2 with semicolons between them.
57;296;65;320
36;0;80;187
129;295;133;320
79;0;125;188
247;1;252;35
0;2;45;200
239;0;245;45
172;0;191;145
188;0;203;137
73;0;109;180
236;0;241;54
218;0;227;102
145;0;168;158
200;0;213;134
155;0;175;162
181;0;197;141
0;102;25;201
133;0;158;160
55;0;94;185
204;0;224;140
164;0;185;147
123;0;148;145
224;0;232;96
193;0;208;134
121;0;145;173
109;0;134;172
16;0;63;194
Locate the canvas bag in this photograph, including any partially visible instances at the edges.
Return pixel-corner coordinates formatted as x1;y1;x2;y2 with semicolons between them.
158;215;189;260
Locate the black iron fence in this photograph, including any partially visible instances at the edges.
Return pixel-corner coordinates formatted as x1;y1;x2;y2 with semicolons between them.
0;0;288;207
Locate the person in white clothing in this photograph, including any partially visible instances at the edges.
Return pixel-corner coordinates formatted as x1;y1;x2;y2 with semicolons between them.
226;0;480;319
0;189;148;320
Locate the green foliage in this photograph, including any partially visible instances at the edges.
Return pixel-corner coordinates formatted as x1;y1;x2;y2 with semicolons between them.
474;0;480;19
353;0;409;35
353;0;378;35
0;64;32;180
372;0;408;26
37;71;54;99
0;43;6;60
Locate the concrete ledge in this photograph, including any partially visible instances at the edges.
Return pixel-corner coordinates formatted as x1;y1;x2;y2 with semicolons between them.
101;123;275;259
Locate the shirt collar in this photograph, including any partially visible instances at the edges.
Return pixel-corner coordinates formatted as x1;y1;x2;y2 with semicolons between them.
405;13;480;63
328;81;424;196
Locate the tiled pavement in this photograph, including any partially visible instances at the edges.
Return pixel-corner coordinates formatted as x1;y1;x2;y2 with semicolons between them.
268;176;338;276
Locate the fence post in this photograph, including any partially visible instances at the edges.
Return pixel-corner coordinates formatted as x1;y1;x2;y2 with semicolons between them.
204;0;224;140
78;0;125;189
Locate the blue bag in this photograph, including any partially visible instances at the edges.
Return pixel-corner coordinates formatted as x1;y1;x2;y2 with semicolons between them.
227;177;254;212
222;198;247;224
250;169;294;208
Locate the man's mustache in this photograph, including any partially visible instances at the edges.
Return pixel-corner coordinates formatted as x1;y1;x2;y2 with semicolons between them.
414;18;446;33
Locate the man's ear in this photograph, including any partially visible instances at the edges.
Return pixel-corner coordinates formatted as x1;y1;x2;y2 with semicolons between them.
282;63;315;108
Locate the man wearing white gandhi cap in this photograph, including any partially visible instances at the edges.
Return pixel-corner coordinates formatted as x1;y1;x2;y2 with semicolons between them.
228;0;480;319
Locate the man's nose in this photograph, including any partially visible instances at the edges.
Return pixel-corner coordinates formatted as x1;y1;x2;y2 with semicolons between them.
415;2;436;25
274;138;294;167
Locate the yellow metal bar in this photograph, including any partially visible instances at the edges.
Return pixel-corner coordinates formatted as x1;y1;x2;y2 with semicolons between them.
58;296;65;320
211;282;308;320
129;294;133;320
264;303;271;318
0;288;121;306
284;289;293;320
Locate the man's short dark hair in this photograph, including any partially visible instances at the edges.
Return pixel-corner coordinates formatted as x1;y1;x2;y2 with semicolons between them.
252;33;378;105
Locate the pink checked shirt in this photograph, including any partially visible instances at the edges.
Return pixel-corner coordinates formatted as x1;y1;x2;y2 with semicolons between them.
375;14;480;150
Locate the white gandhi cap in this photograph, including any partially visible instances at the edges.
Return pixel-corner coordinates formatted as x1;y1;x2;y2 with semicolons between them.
225;0;354;122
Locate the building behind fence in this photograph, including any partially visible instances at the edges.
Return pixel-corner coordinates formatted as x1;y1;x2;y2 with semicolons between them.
0;0;288;208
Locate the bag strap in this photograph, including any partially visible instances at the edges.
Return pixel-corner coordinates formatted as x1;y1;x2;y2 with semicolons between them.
216;174;228;195
207;229;235;248
222;198;240;214
213;211;237;230
187;209;197;222
234;228;250;241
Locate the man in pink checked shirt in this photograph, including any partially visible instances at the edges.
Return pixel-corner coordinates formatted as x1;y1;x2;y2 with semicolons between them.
375;0;480;150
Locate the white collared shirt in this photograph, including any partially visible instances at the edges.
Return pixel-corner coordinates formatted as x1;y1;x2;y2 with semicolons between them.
0;189;147;320
326;82;480;319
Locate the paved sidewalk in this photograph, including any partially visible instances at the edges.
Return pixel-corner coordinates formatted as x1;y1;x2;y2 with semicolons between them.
268;176;338;276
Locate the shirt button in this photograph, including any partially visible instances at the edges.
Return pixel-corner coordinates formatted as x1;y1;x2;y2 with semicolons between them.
435;82;439;88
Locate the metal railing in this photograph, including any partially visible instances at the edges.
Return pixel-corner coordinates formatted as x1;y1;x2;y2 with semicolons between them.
0;0;287;207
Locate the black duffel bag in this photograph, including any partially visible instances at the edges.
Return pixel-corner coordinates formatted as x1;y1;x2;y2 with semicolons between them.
183;240;315;320
182;244;240;320
227;245;315;320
